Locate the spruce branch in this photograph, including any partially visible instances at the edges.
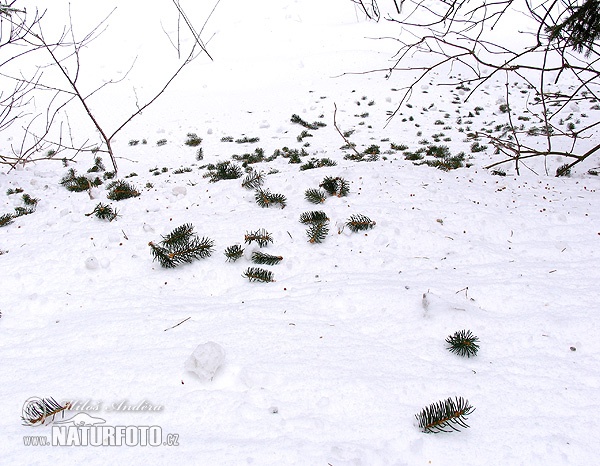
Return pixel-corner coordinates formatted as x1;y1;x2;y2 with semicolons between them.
300;157;337;171
22;194;39;206
251;251;283;265
6;188;24;195
21;397;72;426
244;228;273;248
185;132;202;146
204;161;243;182
224;244;244;262
106;180;140;201
254;188;287;209
320;176;350;197
149;224;214;268
345;214;376;232
161;223;195;247
241;170;265;190
0;213;14;227
416;397;475;433
87;156;106;173
243;267;275;283
85;202;119;221
307;221;329;243
304;188;327;204
299;210;329;225
290;114;326;130
60;168;102;192
13;206;36;217
446;330;480;358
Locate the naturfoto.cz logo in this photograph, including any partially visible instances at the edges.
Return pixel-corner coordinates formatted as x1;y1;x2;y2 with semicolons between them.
21;397;179;447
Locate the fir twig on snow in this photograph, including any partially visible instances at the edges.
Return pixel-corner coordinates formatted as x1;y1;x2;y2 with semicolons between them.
307;221;329;243
345;214;376;232
6;187;24;195
161;223;195;247
251;251;283;265
300;157;337;171
204;161;243;182
290;114;326;130
224;244;244;262
304;188;327;204
22;194;39;206
320;176;350;197
241;170;265;190
85;203;119;222
149;223;214;268
106;180;140;201
243;267;275;283
185;132;202;146
244;228;273;248
87;156;106;173
299;210;329;225
0;213;14;227
21;397;72;426
255;188;287;209
13;206;36;217
446;330;480;358
415;397;475;433
60;168;102;192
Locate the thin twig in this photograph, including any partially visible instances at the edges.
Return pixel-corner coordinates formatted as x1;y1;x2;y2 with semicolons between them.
164;316;191;331
333;103;361;157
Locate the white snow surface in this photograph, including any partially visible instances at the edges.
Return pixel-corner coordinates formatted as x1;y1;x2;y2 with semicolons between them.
1;1;600;464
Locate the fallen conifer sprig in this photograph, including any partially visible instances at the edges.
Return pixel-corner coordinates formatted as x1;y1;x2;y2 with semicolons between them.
446;329;480;358
299;210;329;225
251;251;283;265
244;228;274;248
320;176;350;197
0;213;14;227
242;170;265;190
106;180;140;201
416;396;475;433
243;267;275;282
307;220;329;243
345;214;376;232
304;188;327;204
149;223;214;268
255;188;287;208
85;202;119;221
224;244;244;262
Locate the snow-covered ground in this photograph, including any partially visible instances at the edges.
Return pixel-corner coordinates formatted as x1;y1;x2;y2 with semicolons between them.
2;1;599;464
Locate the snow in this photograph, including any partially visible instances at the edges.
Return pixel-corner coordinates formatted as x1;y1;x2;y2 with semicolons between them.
1;0;600;464
184;342;226;382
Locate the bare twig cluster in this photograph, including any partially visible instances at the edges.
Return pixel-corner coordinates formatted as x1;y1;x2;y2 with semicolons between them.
354;0;599;175
0;1;218;173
